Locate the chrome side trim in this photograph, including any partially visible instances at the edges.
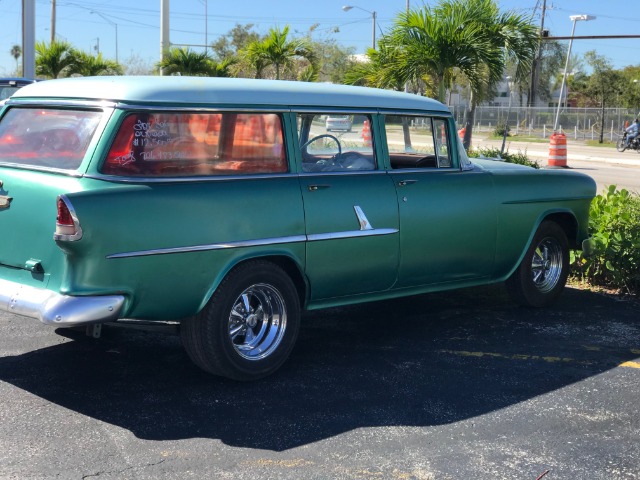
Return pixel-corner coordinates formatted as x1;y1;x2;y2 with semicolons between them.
106;235;308;259
307;228;398;242
106;227;399;259
353;205;373;230
0;278;124;326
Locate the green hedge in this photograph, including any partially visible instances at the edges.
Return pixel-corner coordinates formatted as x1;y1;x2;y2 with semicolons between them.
571;186;640;294
467;147;540;169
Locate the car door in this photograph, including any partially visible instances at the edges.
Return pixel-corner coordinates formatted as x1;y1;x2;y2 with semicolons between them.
295;112;400;301
383;114;497;287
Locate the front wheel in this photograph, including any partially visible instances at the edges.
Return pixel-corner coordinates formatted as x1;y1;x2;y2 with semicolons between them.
181;261;300;381
616;137;627;152
505;221;570;308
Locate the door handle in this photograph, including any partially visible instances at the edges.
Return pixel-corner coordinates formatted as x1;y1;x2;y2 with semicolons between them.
397;179;418;187
308;184;331;191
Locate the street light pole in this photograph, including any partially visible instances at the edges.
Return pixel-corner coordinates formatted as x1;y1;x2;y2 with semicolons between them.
553;14;596;132
342;5;377;49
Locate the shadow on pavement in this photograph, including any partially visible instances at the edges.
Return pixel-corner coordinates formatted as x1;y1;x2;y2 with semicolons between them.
1;285;638;451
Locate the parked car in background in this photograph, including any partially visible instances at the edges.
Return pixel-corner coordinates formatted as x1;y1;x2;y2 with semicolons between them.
325;114;352;132
0;77;596;381
0;78;36;104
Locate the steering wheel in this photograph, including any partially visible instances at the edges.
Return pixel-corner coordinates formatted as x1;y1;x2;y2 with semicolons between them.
300;134;342;158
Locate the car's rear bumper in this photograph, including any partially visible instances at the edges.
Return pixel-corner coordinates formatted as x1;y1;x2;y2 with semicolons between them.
0;278;124;326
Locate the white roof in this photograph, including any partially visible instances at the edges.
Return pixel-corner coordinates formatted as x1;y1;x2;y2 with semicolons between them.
11;76;448;113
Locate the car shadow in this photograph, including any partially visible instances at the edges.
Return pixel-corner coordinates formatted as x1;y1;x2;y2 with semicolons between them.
1;285;638;452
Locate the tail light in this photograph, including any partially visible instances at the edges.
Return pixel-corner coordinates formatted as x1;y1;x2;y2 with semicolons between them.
54;195;83;241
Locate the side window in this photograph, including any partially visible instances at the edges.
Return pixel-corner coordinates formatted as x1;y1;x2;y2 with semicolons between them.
384;115;453;169
296;113;375;172
101;112;287;177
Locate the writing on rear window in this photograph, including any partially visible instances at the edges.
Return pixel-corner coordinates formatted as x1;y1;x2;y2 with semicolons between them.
101;112;287;177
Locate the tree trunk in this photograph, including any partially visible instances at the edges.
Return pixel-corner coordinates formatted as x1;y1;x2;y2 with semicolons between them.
462;91;477;151
402;117;412;150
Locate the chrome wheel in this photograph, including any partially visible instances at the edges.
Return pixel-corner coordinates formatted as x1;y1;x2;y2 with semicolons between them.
505;221;569;308
228;283;287;361
531;237;564;293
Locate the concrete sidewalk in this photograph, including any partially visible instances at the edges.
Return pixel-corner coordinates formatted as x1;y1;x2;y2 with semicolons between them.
473;136;640;167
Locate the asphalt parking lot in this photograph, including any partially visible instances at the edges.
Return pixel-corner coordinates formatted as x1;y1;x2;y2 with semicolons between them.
1;284;639;479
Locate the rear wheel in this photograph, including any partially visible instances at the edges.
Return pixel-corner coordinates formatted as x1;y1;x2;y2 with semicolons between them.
616;137;627;152
181;260;300;381
505;221;569;308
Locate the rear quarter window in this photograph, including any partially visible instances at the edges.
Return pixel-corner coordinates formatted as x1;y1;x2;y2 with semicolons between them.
101;112;287;177
0;108;102;170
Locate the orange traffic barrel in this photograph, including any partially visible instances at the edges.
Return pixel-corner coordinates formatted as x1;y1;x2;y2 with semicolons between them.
361;120;372;146
548;132;567;168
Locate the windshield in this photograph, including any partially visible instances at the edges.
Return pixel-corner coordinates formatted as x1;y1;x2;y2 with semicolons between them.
0;107;102;170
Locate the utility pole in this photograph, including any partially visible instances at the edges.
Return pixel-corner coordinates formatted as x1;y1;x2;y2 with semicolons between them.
22;0;36;78
50;0;56;43
160;0;170;75
528;0;546;107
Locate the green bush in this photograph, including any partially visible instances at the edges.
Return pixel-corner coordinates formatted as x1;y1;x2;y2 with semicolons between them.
493;121;510;137
571;186;640;293
467;147;540;169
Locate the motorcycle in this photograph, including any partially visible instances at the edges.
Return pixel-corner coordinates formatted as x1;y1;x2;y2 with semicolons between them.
616;131;640;152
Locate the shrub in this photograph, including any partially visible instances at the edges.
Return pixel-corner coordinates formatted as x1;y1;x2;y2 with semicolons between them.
493;121;510;137
571;186;640;293
467;147;540;169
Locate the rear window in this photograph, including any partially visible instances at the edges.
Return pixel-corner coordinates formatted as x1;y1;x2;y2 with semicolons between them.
101;112;287;177
0;108;102;170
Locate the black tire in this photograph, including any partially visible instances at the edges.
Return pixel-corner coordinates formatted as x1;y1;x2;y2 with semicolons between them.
616;138;627;152
181;260;300;381
505;221;570;308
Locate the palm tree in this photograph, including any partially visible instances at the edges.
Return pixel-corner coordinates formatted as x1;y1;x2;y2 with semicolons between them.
384;0;537;148
35;40;76;79
10;45;21;73
69;52;123;76
240;26;316;80
156;48;215;76
386;1;503;104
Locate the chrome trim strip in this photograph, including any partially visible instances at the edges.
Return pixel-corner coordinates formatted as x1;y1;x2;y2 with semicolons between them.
106;227;399;259
106;235;308;259
293;107;378;114
83;172;296;183
0;278;124;326
6;99;116;109
0;162;85;177
298;170;386;177
115;104;290;112
307;228;398;242
353;206;373;230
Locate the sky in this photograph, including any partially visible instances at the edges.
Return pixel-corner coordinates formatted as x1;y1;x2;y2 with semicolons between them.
1;0;639;77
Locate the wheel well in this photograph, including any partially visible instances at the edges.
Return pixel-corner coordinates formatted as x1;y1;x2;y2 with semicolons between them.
543;213;579;249
231;255;308;308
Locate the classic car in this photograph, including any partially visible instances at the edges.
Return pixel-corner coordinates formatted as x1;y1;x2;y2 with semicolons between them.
325;114;353;132
0;77;596;380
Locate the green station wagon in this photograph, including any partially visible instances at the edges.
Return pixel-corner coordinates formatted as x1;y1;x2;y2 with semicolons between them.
0;77;596;380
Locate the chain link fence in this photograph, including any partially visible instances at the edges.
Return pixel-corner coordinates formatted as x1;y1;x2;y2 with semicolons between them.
449;106;639;141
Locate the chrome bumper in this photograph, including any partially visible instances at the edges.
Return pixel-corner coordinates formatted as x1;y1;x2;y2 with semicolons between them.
0;278;125;326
